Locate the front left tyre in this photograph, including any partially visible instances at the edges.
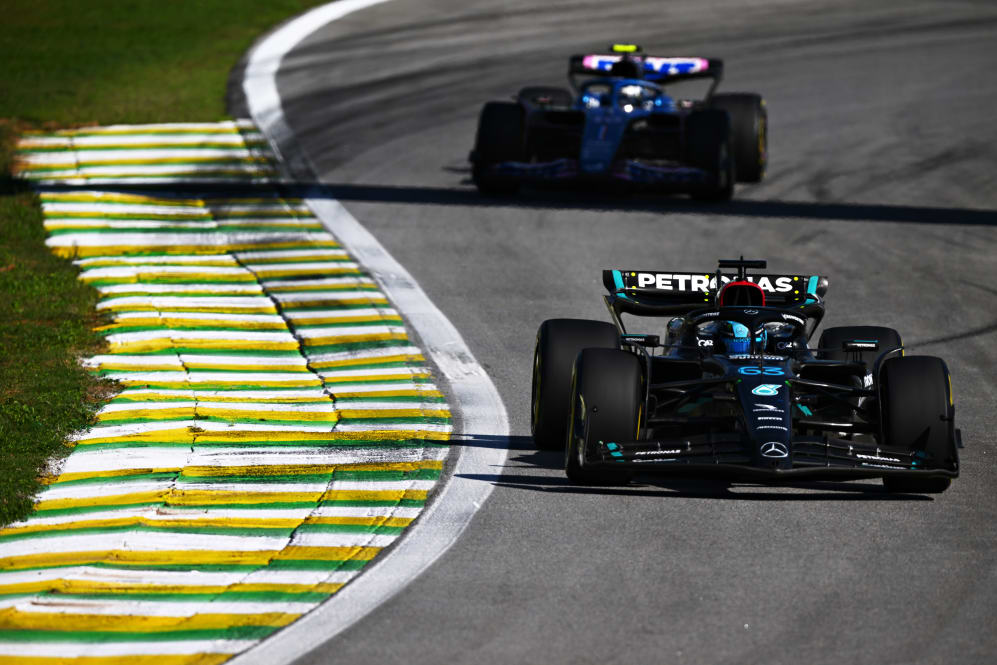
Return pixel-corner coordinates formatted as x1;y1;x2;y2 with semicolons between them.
565;348;642;484
531;319;619;450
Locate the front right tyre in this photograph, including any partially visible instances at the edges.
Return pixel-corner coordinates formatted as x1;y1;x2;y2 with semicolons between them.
686;109;735;202
878;355;958;494
709;93;767;183
471;101;525;196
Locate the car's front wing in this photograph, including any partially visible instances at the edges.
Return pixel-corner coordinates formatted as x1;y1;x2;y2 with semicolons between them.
488;158;711;186
589;434;960;481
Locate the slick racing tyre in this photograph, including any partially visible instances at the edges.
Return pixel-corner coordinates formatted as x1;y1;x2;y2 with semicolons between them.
817;326;902;415
686;109;735;202
516;86;574;108
471;101;525;196
878;356;957;494
709;93;767;183
565;348;641;485
818;326;902;367
532;319;618;451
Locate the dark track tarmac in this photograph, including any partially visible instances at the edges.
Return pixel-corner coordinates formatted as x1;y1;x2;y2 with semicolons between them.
255;1;997;662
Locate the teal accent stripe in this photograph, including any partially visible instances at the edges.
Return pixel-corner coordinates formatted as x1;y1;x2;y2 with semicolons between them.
806;276;818;295
804;275;820;304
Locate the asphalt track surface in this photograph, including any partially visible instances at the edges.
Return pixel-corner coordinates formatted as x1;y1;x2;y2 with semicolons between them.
255;1;997;662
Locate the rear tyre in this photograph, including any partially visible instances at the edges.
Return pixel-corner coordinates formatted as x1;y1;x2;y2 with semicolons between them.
710;93;767;183
686;109;735;202
471;101;525;196
517;86;573;107
818;325;902;415
565;349;641;484
879;356;957;494
818;326;902;367
531;319;618;450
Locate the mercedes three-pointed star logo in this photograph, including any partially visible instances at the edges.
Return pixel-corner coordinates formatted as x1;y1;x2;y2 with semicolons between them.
760;441;789;458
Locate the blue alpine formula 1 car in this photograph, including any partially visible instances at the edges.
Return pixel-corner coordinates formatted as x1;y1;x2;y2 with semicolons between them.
469;44;766;201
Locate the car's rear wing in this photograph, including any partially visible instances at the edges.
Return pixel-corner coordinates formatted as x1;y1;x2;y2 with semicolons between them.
602;268;827;314
569;53;723;84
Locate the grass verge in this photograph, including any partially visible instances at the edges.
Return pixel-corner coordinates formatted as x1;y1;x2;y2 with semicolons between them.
0;122;114;525
0;0;329;525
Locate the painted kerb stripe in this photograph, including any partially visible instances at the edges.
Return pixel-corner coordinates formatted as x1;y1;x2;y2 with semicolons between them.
231;0;510;663
6;116;457;663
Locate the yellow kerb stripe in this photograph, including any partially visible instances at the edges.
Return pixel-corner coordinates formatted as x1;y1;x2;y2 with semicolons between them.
182;460;443;476
0;580;342;597
0;547;380;571
0;656;233;665
0;515;414;537
323;371;430;383
51;241;339;259
99;305;279;314
74;429;449;446
107;340;301;353
95;320;290;332
33;488;430;511
108;394;330;403
0;609;301;632
98;409;337;423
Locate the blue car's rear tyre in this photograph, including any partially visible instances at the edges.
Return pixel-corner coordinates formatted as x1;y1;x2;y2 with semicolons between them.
565;348;641;485
686;109;735;202
532;319;618;451
879;356;957;494
710;93;767;183
472;101;525;196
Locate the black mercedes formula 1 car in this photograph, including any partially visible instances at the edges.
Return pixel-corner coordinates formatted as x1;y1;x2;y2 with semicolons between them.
531;258;960;493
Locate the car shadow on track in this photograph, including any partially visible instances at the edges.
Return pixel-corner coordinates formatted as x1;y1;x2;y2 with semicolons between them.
453;434;934;502
31;182;997;227
318;182;997;227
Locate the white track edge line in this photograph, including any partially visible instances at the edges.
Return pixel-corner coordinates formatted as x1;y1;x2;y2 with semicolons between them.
230;1;510;664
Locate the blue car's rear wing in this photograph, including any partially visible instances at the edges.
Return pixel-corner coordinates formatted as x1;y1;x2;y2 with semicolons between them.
570;54;724;84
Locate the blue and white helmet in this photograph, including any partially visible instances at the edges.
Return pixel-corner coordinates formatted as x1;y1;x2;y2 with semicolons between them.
719;321;766;354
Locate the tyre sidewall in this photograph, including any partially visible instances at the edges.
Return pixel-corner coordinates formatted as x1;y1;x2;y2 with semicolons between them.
878;355;957;493
710;93;767;183
565;348;642;483
686;109;734;201
532;319;618;450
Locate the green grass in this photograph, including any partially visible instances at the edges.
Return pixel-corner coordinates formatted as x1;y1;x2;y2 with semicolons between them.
1;0;329;124
0;125;114;525
0;0;329;525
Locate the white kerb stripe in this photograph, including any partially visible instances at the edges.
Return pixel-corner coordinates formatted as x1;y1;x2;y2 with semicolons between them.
233;1;509;664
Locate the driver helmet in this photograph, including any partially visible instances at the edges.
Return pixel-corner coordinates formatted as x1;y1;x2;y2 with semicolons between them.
719;320;767;355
